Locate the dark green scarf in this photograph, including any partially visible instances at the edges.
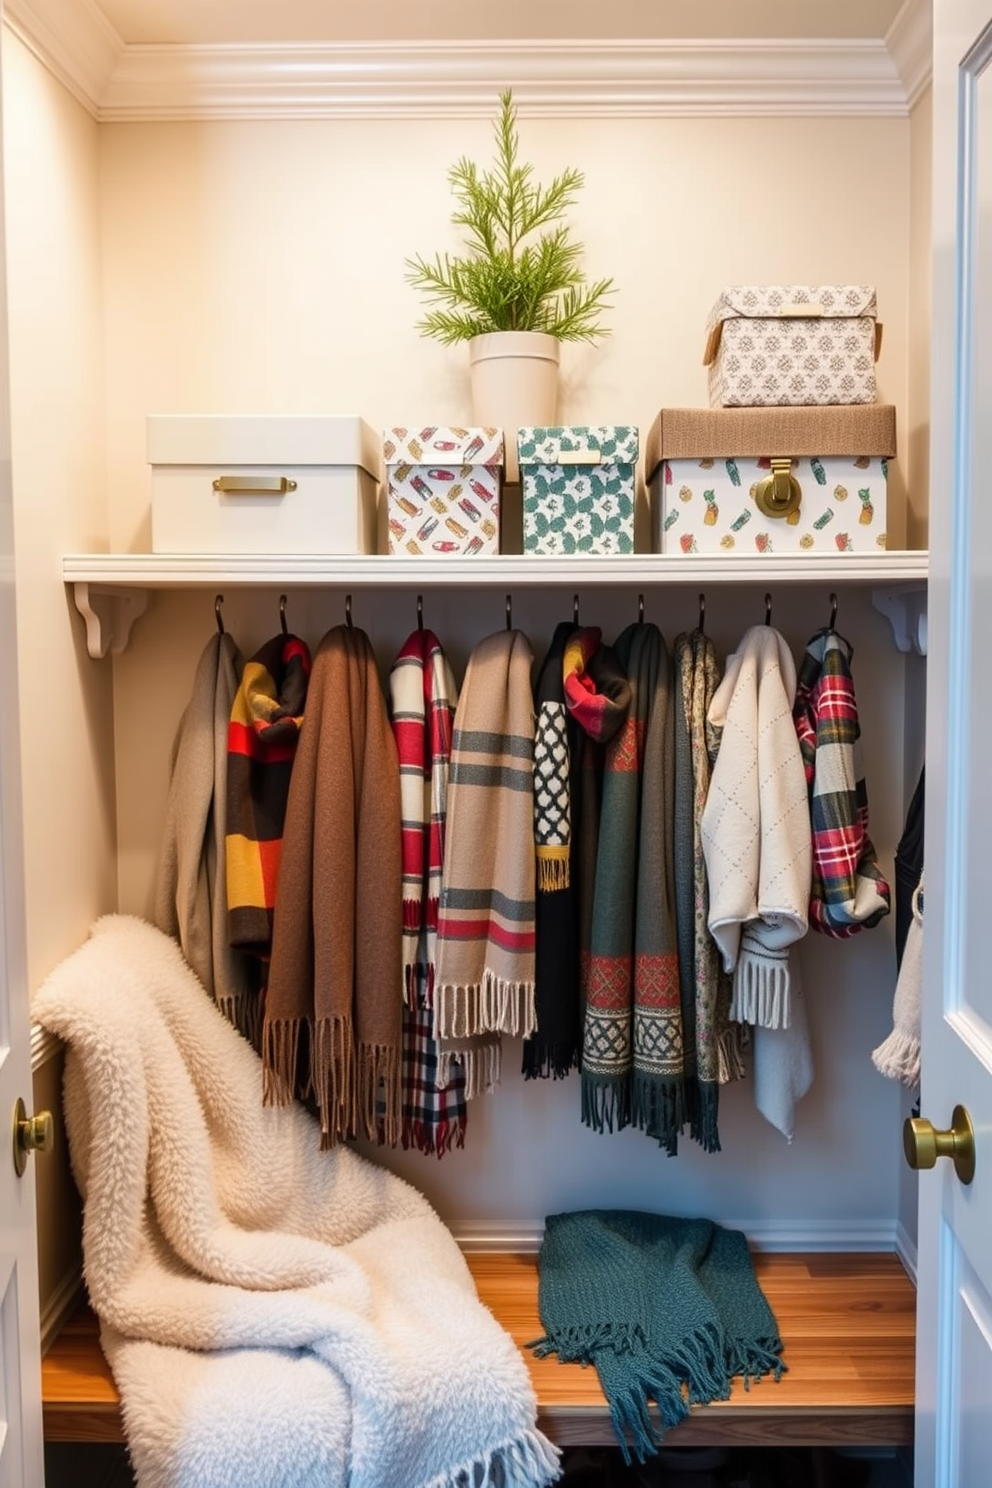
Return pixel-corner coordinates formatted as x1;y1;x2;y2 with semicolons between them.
532;1210;785;1464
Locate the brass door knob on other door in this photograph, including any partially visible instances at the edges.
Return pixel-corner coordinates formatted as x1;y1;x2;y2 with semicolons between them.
12;1096;54;1178
904;1104;976;1185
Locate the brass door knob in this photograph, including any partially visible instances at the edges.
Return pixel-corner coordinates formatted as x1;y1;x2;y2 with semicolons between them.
903;1104;975;1186
12;1097;54;1178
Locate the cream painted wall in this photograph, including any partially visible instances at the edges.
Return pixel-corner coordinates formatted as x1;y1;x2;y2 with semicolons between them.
3;33;117;994
100;109;917;1239
907;85;932;548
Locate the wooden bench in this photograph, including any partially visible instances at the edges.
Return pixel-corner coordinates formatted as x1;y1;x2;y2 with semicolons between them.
42;1251;915;1449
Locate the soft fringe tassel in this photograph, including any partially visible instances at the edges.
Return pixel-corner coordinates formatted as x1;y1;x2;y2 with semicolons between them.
261;1016;303;1109
310;1016;354;1150
436;974;537;1039
631;1075;684;1156
717;1022;747;1085
691;1081;722;1155
216;992;261;1051
417;1427;560;1488
521;1040;579;1082
581;1073;630;1134
729;955;791;1030
402;1114;467;1158
872;1028;921;1089
437;1043;501;1100
536;850;570;893
405;960;437;1012
358;1039;401;1147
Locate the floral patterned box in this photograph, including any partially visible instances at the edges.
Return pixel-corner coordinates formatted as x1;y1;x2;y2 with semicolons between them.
645;406;895;555
518;425;638;556
704;285;881;408
383;426;503;556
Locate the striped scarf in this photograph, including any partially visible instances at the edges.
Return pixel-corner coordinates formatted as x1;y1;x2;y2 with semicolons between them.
226;631;311;975
435;629;536;1097
793;629;890;936
390;629;467;1156
582;623;683;1150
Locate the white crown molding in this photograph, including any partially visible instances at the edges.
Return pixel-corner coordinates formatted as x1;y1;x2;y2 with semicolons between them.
454;1218;902;1253
886;0;933;109
99;38;909;120
3;0;122;118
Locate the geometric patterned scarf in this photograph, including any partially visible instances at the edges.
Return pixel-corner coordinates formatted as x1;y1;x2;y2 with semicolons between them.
793;628;891;937
389;628;467;1156
225;630;312;984
582;622;683;1151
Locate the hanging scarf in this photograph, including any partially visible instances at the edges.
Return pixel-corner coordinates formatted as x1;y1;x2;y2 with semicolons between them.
872;871;923;1088
435;629;536;1097
793;628;891;936
532;1211;784;1466
389;628;467;1156
263;625;402;1149
524;621;580;1080
701;626;811;1031
226;631;311;975
673;629;741;1153
153;630;257;1040
582;623;683;1151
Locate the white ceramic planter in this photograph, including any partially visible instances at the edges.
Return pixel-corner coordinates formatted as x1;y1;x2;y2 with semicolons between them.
468;331;560;482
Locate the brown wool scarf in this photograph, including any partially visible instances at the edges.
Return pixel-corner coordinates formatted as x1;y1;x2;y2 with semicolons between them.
262;625;402;1149
435;629;536;1097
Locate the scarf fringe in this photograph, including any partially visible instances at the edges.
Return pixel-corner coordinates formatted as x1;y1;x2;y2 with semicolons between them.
717;1022;747;1084
730;955;791;1029
436;973;537;1039
521;1039;579;1082
261;1016;303;1108
358;1039;400;1147
581;1073;631;1134
536;850;570;893
691;1080;722;1155
418;1427;560;1488
404;960;436;1011
311;1016;355;1150
438;1042;501;1099
871;1028;921;1088
402;1115;468;1158
530;1320;640;1363
631;1075;684;1156
216;992;261;1050
723;1334;787;1388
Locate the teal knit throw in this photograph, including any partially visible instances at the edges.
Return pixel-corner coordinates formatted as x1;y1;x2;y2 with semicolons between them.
531;1210;785;1463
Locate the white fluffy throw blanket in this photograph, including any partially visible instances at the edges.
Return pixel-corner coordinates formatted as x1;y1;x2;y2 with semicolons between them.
32;916;560;1488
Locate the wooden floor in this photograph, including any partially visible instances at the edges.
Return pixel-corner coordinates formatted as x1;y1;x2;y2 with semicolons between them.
42;1251;915;1449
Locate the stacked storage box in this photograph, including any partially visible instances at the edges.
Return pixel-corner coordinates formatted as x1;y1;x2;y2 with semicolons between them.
384;426;503;556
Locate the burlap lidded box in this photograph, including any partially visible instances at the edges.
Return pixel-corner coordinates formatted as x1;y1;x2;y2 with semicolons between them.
384;426;503;556
646;405;895;555
518;425;638;555
704;286;881;408
148;415;381;555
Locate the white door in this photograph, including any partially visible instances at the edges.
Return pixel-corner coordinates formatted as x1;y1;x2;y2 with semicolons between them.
0;11;44;1485
916;2;992;1484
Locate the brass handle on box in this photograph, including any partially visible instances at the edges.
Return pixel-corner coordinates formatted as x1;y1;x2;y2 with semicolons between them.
556;450;602;466
212;476;298;495
754;458;801;520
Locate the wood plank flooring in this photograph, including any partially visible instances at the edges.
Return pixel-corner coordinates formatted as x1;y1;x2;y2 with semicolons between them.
41;1251;916;1449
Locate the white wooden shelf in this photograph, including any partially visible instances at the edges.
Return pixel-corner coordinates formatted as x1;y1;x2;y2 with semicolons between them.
63;551;928;658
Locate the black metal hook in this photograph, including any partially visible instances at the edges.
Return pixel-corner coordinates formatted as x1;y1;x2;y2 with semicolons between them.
828;591;838;630
214;594;225;635
573;593;580;626
764;592;773;626
638;593;645;625
698;592;706;634
345;593;353;629
279;594;288;635
417;593;424;631
506;593;512;631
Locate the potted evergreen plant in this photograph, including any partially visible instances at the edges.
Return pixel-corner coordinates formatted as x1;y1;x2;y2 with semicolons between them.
406;90;615;480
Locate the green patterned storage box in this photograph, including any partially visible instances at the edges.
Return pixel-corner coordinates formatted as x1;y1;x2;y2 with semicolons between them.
518;425;638;556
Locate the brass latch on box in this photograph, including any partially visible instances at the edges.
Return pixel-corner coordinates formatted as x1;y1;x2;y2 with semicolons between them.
212;475;298;495
754;457;801;520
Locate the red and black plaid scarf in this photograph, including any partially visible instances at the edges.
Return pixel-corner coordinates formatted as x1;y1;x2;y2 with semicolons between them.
226;631;311;974
390;629;467;1156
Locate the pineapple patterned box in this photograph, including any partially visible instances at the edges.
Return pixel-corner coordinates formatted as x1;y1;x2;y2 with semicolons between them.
646;405;895;555
384;426;503;556
518;425;638;555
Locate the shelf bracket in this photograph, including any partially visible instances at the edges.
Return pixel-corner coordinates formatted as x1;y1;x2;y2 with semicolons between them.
872;583;927;656
72;582;149;659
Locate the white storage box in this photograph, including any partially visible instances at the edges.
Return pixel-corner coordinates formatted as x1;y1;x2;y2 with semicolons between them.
646;405;895;555
704;285;881;408
148;415;380;555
